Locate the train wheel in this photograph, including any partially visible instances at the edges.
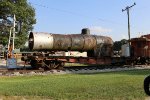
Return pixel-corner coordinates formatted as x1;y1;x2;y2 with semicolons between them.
58;62;65;70
43;61;53;70
144;75;150;96
43;61;58;70
30;60;39;69
44;66;51;70
43;60;65;70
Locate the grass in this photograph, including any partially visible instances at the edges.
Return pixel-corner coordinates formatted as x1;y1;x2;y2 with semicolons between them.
0;69;149;100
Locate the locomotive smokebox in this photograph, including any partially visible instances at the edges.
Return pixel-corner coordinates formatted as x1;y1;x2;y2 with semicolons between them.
29;28;113;57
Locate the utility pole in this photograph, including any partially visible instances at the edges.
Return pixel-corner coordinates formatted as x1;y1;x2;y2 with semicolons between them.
122;2;136;56
12;14;16;51
12;0;16;51
6;0;17;69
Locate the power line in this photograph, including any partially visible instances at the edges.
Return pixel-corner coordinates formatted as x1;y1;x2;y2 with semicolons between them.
29;2;127;26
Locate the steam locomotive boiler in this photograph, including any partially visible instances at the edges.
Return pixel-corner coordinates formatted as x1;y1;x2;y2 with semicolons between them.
24;28;113;70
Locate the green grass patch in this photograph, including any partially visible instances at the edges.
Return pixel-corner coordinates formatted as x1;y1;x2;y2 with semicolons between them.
0;69;150;100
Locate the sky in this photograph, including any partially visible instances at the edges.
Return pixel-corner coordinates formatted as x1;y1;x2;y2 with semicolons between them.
27;0;150;41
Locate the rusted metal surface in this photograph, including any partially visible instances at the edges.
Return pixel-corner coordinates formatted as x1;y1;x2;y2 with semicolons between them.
29;33;113;51
68;58;78;63
130;34;150;57
70;34;84;50
142;34;150;39
93;36;113;57
28;29;113;58
82;35;96;50
53;34;71;50
67;57;112;65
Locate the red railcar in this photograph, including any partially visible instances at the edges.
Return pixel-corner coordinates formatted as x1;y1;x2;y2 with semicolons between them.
131;34;150;58
130;34;150;64
112;34;150;65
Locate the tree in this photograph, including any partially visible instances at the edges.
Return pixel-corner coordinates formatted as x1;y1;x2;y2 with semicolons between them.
113;39;127;51
0;0;36;48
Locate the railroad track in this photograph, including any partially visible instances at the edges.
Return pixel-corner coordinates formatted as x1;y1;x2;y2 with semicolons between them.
0;65;149;76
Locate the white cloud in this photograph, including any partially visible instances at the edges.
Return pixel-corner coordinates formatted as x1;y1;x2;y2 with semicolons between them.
121;34;128;39
89;26;112;34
